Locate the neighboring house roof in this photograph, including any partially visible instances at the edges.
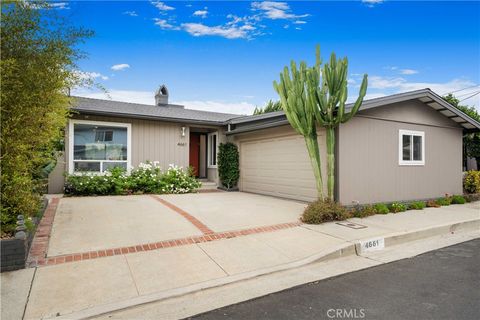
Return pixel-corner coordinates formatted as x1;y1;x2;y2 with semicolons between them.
71;96;243;125
227;88;480;135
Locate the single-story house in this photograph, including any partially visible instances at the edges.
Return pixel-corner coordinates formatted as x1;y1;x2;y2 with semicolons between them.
48;86;480;205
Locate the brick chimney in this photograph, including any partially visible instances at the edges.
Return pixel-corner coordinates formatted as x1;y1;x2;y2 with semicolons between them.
155;85;169;106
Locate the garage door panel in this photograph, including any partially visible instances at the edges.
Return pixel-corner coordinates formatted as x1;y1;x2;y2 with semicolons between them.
239;131;324;202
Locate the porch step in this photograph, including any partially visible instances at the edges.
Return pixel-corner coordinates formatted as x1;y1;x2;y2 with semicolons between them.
199;181;217;190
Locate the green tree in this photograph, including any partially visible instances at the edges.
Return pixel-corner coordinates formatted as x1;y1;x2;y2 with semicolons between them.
1;1;92;235
273;51;325;199
443;93;480;169
253;100;282;115
311;48;368;200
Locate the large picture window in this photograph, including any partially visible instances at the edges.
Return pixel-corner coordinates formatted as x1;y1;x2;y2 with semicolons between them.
69;120;131;173
399;129;425;166
207;132;218;168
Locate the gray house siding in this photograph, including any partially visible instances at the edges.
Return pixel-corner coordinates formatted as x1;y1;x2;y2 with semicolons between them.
337;100;463;205
66;114;190;172
233;125;328;202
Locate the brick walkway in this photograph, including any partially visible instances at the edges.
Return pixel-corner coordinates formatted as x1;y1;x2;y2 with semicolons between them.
27;195;302;267
26;197;60;267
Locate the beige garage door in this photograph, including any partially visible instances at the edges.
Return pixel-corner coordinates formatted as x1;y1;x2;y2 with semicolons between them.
240;132;324;202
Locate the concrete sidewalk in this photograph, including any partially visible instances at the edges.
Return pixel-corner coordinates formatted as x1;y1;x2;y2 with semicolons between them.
2;202;479;320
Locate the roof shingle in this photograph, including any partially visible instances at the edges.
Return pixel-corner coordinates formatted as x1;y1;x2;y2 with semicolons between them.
71;96;243;124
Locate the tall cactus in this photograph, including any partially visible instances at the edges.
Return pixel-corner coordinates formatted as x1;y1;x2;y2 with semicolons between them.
310;46;368;200
273;57;324;199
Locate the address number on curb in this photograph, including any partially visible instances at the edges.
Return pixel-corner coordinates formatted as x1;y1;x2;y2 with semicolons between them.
360;238;385;253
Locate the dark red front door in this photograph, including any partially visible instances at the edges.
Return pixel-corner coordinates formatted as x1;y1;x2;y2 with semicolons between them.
189;133;200;177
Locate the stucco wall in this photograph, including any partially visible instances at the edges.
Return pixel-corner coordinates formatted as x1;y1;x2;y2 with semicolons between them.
337;100;463;204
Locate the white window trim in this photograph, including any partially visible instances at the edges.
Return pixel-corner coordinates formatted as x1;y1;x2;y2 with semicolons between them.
68;119;132;174
398;129;425;166
207;132;218;169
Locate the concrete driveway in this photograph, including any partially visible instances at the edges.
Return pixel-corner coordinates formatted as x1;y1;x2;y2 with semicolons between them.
47;192;305;257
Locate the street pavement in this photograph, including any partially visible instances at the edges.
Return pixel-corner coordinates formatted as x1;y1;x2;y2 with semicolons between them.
190;239;480;320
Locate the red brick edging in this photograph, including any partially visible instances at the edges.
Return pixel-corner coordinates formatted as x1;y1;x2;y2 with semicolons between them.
26;197;60;267
151;195;215;234
36;221;302;267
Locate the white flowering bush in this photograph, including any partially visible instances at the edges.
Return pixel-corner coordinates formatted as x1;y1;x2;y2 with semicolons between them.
64;162;201;196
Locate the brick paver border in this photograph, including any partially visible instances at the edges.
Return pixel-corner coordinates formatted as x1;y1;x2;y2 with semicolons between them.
34;221;302;267
151;195;215;234
26;197;60;267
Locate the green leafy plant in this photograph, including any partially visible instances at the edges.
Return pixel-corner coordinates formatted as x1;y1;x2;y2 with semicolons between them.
389;202;407;213
373;203;390;214
217;143;240;190
253;100;282;115
426;200;440;208
435;197;451;206
310;46;368;200
408;201;426;210
64;163;201;196
1;1;93;236
464;193;480;203
351;205;377;218
464;171;480;194
273;50;325;199
450;195;466;204
301;199;349;224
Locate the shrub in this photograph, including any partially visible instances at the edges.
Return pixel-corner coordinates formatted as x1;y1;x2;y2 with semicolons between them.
450;195;466;204
464;171;480;194
435;197;451;206
351;205;377;218
301;199;349;224
1;2;92;237
217;143;240;190
408;201;426;210
64;163;201;196
389;202;407;213
373;203;390;214
464;193;480;202
426;200;440;208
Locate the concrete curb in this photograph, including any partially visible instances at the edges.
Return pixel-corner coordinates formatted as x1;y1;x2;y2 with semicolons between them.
51;218;480;320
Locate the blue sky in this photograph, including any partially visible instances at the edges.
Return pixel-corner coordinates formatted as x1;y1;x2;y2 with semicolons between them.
51;1;480;114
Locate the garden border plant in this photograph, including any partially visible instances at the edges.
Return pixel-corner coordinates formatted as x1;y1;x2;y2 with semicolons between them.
64;162;201;196
301;194;470;225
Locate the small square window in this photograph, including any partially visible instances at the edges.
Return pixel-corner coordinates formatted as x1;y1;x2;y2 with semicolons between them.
399;130;425;166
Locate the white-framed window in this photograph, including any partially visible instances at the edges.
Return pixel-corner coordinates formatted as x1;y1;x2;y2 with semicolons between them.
399;129;425;166
68;119;132;174
207;132;218;168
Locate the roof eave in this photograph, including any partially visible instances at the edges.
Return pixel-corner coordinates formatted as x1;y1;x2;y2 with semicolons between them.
72;108;229;127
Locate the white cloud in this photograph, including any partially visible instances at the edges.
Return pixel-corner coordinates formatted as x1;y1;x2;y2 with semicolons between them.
28;2;69;10
72;89;154;105
182;23;251;39
49;2;69;10
174;100;254;115
352;75;479;108
70;88;255;114
362;0;384;4
110;64;130;71
400;69;419;75
123;11;138;17
154;18;179;30
251;1;309;20
293;20;307;24
151;1;175;11
74;71;108;81
193;8;208;18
